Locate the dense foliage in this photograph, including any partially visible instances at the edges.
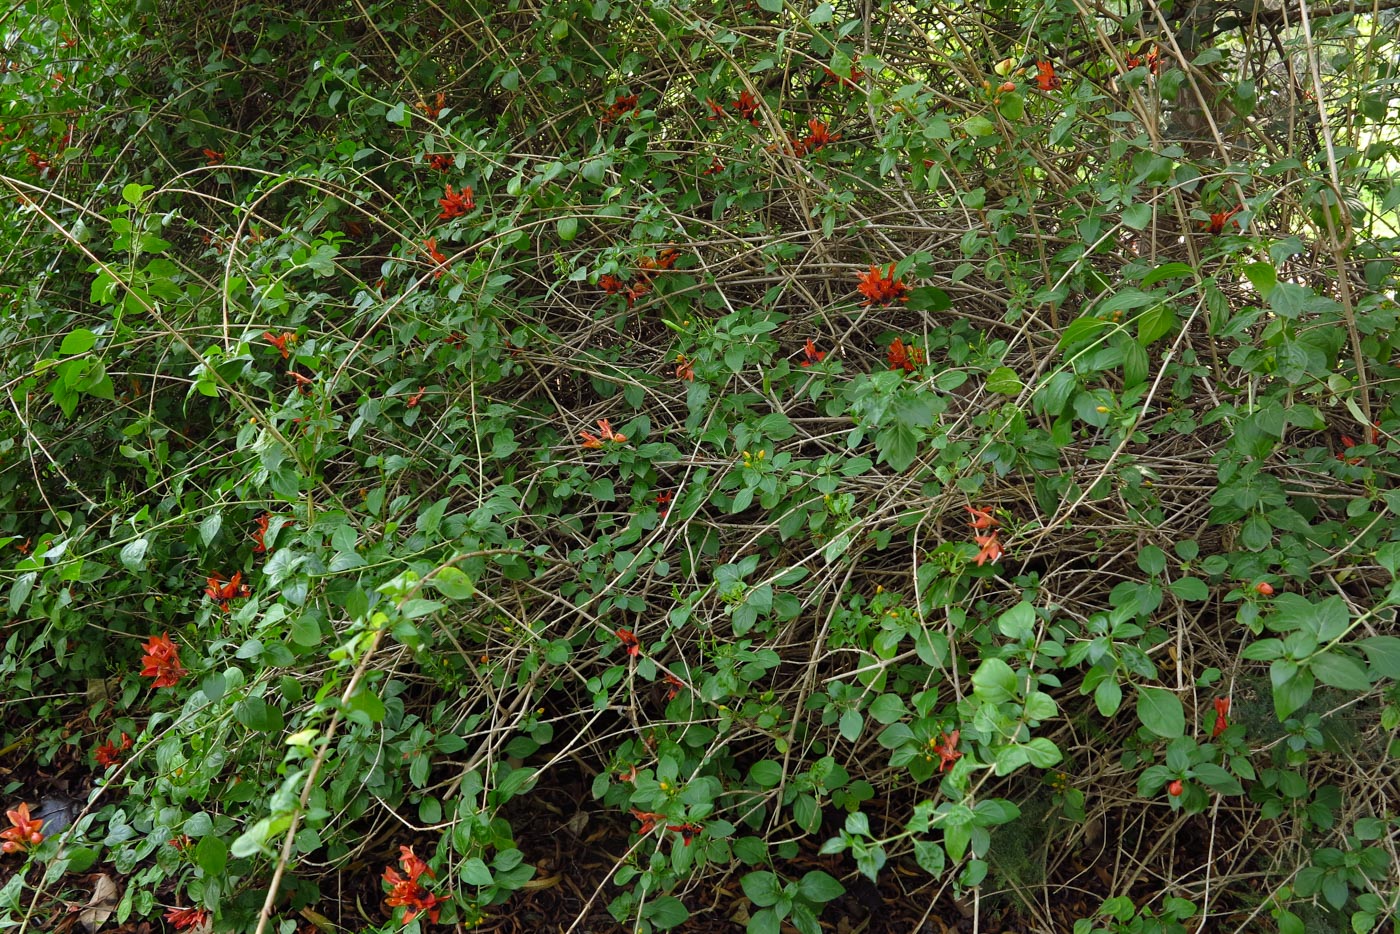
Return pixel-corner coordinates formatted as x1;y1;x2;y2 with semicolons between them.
2;0;1399;931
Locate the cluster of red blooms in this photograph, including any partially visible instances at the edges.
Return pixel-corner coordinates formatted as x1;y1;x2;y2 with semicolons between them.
437;184;475;219
821;64;866;89
702;158;724;176
251;514;272;554
1338;422;1380;463
95;732;132;768
1035;61;1061;91
263;330;296;359
1126;46;1163;74
417;92;445;120
616;628;641;656
931;730;962;772
707;90;762;125
600;92;640;125
140;633;186;688
857;264;910;306
629;810;704;846
1203;206;1241;235
423;237;450;280
1;803;44;854
1211;697;1230;739
165;907;210;931
597;248;679;307
788;119;840;157
799;339;826;367
423;152;452;172
581;417;627;449
887;338;924;373
205;571;249;612
967;506;1004;566
383;845;448;925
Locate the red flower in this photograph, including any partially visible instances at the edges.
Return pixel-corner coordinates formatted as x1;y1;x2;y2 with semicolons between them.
202;148;224;164
674;354;694;382
966;506;998;530
1211;697;1231;738
973;531;1003;566
383;846;447;925
702;157;724;176
791;118;840;157
164;907;209;930
624;279;652;307
1202;207;1241;235
581;418;627;449
667;822;704;846
140;633;186;688
424;238;449;279
437;184;475;219
1255;581;1275;596
931;729;962;772
732;90;761;123
1167;779;1183;797
799;339;826;367
598;273;628;296
95;733;132;768
705;98;726;121
406;386;426;408
417;92;445;120
1126;47;1162;74
601;93;640;125
663;672;684;700
423;153;452;172
631;809;664;834
616;628;641;656
263;330;296;359
1035;61;1061;91
655;490;673;518
886;337;924;372
204;572;249;612
857;264;910;306
251;514;271;554
398;845;434;883
0;803;45;854
822;64;866;88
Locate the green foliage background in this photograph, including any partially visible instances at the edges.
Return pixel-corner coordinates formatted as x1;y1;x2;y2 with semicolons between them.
2;0;1399;931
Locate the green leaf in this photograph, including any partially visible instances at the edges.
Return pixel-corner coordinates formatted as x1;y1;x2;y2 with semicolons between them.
1136;686;1184;738
557;217;578;241
1360;636;1400;680
120;538;149;571
756;0;783;9
971;657;1017;703
644;896;690;929
1270;659;1314;720
797;870;844;903
1169;577;1208;601
748;760;783;787
1309;650;1371;691
343;685;386;725
1095;678;1123;716
199;513;222;547
196;835;228;876
1140;262;1195;288
60;328;98;356
430;566;474;599
1122;203;1151;230
985;366;1023;394
1057;315;1110;350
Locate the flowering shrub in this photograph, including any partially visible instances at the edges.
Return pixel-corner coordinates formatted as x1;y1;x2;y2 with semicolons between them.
1;3;1398;934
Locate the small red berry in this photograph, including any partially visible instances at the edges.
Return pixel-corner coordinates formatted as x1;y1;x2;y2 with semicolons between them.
1167;780;1183;797
1255;581;1274;596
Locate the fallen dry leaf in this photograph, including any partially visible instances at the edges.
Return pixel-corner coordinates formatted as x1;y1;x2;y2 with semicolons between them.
78;874;120;932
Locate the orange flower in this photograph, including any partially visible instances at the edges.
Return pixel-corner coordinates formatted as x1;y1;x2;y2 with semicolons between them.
857;264;910;306
95;732;132;768
581;418;627;449
202;148;224;164
1211;697;1231;738
667;822;704;846
423;153;452;172
966;506;998;530
931;729;962;772
799;339;826;367
598;273;628;296
601;93;640;125
164;907;209;930
140;633;186;688
887;337;924;372
204;572;249;612
732;90;761;123
973;531;1003;566
263;330;295;359
437;184;475;219
406;386;426;408
1035;60;1061;91
705;98;726;121
1126;46;1162;74
1167;779;1183;796
1202;207;1241;235
630;808;664;834
663;672;684;700
1;803;45;853
821;64;866;88
674;354;694;382
616;628;641;656
424;238;449;279
792;118;840;157
397;845;434;883
251;514;271;554
1255;581;1275;596
417;92;445;120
